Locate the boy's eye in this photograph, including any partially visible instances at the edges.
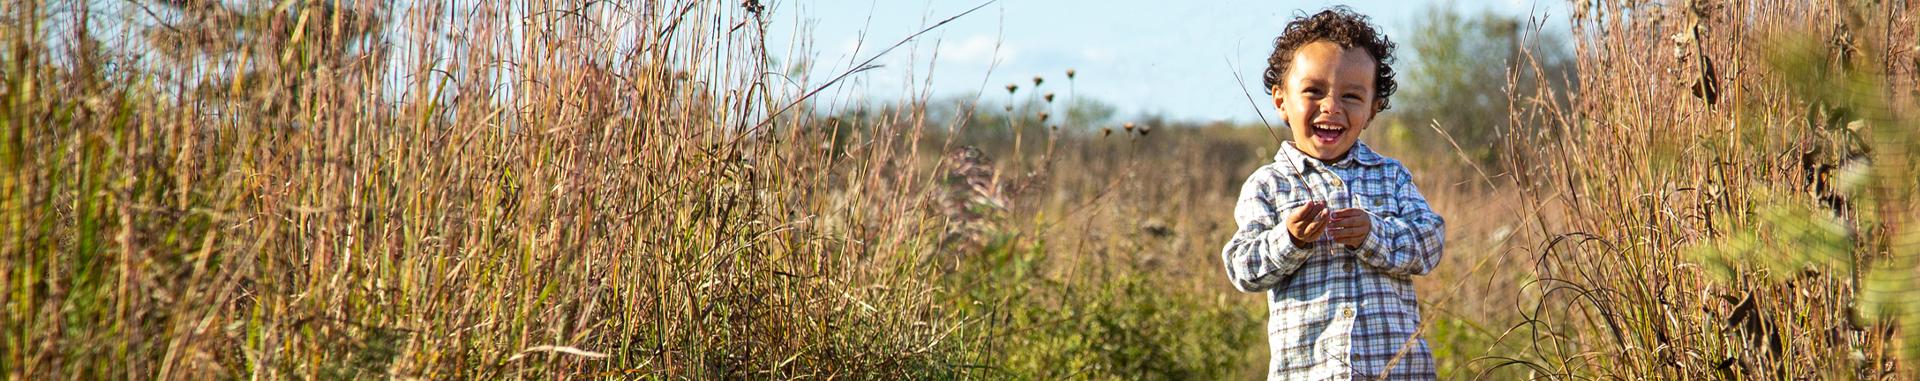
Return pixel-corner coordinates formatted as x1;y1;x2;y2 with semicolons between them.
1343;93;1364;101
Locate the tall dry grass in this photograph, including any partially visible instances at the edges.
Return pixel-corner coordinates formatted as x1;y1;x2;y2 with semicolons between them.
2;0;978;378
1496;0;1919;378
9;0;1917;379
0;0;1563;374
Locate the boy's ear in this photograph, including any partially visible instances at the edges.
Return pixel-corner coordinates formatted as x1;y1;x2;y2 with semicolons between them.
1271;85;1286;110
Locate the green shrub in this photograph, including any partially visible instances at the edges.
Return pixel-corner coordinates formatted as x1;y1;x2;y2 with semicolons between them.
944;235;1263;380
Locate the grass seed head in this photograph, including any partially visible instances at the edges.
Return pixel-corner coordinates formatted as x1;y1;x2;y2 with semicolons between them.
1006;83;1019;94
1044;92;1055;103
1066;68;1076;79
1033;75;1045;87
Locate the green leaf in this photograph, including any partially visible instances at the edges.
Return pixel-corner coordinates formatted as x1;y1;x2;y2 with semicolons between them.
1686;197;1852;282
1860;223;1920;322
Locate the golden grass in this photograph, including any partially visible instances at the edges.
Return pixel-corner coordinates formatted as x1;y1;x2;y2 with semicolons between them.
1490;0;1920;378
4;0;969;378
3;0;1916;379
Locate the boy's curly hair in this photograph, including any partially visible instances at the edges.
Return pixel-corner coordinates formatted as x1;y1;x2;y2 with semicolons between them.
1262;6;1398;112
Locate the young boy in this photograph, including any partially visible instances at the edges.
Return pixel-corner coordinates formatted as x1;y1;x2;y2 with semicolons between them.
1221;7;1445;380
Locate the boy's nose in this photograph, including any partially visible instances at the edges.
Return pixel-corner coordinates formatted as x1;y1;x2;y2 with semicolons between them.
1318;99;1343;116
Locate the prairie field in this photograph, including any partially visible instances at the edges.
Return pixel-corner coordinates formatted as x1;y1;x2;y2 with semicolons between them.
1;0;1917;380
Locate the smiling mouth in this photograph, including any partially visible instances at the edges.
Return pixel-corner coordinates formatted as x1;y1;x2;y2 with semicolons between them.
1310;124;1344;144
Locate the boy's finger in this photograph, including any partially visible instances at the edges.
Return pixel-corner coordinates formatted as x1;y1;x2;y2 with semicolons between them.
1289;201;1320;220
1332;208;1368;219
1350;217;1373;229
1326;215;1364;229
1328;226;1367;239
1304;218;1327;232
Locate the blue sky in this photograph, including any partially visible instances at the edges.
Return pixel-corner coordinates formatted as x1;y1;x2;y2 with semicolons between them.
767;0;1569;123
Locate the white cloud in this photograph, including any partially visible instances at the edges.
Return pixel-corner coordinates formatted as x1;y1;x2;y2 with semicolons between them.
935;34;1014;66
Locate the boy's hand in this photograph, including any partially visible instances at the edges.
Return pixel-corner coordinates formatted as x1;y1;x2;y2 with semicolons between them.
1284;201;1330;246
1327;208;1372;248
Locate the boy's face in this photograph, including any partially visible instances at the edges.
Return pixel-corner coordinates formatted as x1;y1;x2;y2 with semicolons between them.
1273;41;1379;161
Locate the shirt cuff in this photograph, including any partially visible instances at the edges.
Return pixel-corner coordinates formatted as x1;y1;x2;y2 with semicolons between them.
1268;229;1314;263
1360;228;1390;256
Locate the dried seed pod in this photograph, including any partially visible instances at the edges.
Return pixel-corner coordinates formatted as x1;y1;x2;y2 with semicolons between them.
1123;122;1136;132
1044;92;1055;103
1038;111;1050;123
1006;83;1018;94
1102;127;1112;137
1066;69;1076;80
1139;124;1152;136
1032;75;1044;87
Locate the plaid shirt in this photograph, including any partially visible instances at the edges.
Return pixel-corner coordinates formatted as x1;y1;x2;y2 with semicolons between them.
1222;141;1444;380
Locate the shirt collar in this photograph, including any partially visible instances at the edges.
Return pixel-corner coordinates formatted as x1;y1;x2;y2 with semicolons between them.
1276;141;1385;170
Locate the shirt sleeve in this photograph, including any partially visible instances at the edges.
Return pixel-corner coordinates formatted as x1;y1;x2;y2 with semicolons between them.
1356;164;1446;276
1222;167;1314;292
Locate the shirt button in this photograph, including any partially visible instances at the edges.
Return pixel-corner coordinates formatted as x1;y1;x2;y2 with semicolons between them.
1341;308;1355;318
1342;262;1353;272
